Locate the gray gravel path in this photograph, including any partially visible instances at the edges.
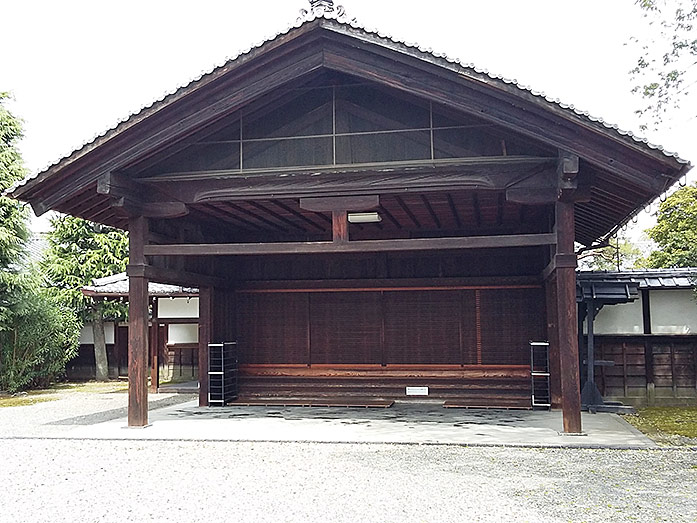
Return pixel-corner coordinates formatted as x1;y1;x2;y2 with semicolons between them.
1;389;695;522
0;439;695;523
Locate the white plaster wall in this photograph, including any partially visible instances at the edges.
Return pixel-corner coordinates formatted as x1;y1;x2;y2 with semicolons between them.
78;322;116;344
650;289;697;334
592;296;644;335
168;323;199;344
157;297;199;319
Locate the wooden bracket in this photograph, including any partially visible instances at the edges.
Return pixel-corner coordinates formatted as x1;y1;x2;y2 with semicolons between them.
300;195;379;212
301;195;379;243
98;172;188;218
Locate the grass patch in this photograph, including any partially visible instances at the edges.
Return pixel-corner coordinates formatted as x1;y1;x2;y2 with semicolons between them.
624;407;697;444
50;381;129;394
0;395;58;408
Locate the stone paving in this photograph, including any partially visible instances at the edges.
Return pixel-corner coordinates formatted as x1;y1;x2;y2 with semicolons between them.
61;399;653;448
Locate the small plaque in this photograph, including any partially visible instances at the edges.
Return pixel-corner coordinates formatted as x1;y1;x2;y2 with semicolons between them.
406;386;429;396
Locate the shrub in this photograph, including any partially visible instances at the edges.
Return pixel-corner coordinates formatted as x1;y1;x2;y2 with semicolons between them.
0;285;80;392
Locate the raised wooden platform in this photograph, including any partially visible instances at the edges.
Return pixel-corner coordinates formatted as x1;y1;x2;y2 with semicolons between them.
236;365;532;409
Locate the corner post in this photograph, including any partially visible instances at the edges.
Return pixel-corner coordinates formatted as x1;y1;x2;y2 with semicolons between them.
128;216;149;427
555;201;582;433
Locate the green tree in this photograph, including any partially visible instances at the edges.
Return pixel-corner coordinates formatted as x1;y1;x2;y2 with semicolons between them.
0;92;30;329
631;0;697;130
643;184;697;267
0;93;80;392
579;234;645;271
42;216;128;381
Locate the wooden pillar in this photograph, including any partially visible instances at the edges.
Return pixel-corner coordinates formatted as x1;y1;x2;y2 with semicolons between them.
332;210;348;243
545;274;562;407
128;216;149;427
641;289;655;405
555;202;582;433
198;286;212;407
149;298;159;394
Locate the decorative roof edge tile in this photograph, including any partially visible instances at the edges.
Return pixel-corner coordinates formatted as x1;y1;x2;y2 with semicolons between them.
8;11;691;198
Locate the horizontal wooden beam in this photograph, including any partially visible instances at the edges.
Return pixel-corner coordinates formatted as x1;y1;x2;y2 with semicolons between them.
143;233;556;256
541;253;578;281
126;264;224;288
143;157;556;204
300;195;379;212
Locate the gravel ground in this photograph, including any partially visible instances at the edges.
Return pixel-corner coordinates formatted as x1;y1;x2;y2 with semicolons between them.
1;389;696;522
0;440;695;523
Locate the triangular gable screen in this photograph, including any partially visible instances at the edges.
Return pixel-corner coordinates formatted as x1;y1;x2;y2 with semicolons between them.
133;74;555;178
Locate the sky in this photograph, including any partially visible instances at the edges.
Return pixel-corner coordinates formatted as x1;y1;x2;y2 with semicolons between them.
2;0;695;242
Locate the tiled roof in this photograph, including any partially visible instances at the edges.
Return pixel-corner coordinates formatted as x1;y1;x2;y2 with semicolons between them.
578;268;697;290
82;272;198;297
8;11;690;198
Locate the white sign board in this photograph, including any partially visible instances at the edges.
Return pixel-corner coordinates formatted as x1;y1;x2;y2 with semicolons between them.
405;386;429;396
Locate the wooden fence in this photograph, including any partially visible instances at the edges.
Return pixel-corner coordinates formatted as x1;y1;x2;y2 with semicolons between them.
594;335;697;406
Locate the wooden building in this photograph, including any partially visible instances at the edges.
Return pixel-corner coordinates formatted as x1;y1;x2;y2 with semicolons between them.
8;8;691;430
77;273;199;385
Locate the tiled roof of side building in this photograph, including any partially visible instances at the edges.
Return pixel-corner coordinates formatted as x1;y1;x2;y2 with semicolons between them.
82;272;198;297
578;268;697;290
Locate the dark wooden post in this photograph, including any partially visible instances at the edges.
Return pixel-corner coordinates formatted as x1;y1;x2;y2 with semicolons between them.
128;216;149;427
149;298;159;394
545;274;562;407
641;289;655;406
555;201;582;433
332;210;349;243
198;286;212;407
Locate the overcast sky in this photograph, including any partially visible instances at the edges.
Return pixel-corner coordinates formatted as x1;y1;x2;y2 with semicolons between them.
3;0;695;238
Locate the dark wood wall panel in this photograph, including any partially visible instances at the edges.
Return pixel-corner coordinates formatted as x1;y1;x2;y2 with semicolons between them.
309;292;382;364
383;290;469;364
237;292;308;364
236;285;545;367
479;288;545;365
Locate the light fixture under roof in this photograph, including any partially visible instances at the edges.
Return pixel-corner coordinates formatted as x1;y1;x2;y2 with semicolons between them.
348;212;381;224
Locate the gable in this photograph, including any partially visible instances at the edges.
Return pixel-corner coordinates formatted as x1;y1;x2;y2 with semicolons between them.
8;16;691;246
128;72;556;179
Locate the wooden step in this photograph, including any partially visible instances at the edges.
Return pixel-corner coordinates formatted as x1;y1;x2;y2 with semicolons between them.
443;398;532;410
230;397;395;408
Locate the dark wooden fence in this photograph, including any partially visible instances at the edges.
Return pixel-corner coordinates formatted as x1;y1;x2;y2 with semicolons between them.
593;335;697;406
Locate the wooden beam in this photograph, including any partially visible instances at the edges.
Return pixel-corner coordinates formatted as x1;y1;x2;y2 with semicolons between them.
147;157;556;204
269;200;326;232
447;194;462;228
300;195;379;212
143;233;557;256
198;287;212;407
149;299;159;394
555;202;582;433
332;210;349;242
97;172;188;218
127;216;149;427
395;195;421;228
126;263;225;288
421;194;441;229
540;253;577;281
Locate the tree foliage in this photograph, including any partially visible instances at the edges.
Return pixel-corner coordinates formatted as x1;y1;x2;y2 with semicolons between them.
0;93;30;330
0;93;80;392
42;216;129;320
631;0;697;130
41;216;129;380
579;235;645;271
644;184;697;267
